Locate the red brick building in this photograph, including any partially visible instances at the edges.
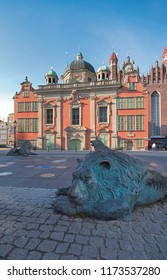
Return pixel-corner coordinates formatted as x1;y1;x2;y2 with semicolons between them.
13;77;38;147
13;52;149;150
141;45;167;137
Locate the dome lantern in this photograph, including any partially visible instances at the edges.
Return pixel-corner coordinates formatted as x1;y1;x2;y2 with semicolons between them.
45;67;59;85
97;63;110;81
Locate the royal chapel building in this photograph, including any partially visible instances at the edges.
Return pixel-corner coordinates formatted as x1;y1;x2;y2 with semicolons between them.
13;45;167;150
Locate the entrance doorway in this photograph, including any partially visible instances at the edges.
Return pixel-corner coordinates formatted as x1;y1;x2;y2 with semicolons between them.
127;141;133;150
69;139;81;151
45;134;54;150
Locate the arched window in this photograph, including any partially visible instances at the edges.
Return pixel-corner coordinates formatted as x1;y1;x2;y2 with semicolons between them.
151;91;160;135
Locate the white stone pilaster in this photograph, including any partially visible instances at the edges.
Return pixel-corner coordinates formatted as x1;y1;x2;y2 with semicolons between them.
56;98;62;150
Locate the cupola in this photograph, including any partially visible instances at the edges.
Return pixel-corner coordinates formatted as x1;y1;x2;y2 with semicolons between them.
97;64;110;80
45;67;59;85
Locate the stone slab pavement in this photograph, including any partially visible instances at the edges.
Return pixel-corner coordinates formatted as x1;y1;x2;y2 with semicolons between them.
0;149;167;260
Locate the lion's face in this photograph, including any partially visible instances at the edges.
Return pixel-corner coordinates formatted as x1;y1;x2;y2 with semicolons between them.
67;151;142;206
68;166;96;205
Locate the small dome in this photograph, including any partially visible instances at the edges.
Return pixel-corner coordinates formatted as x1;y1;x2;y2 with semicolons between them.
97;64;110;72
45;67;58;85
46;68;58;77
76;51;83;60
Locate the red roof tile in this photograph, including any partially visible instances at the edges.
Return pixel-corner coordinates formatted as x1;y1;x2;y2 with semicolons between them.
109;52;117;61
162;45;167;55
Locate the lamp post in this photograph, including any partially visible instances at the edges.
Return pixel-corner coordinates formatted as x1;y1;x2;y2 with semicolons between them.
5;122;8;147
13;121;17;147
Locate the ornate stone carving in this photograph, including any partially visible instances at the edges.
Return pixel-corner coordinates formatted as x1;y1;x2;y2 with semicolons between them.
54;140;167;221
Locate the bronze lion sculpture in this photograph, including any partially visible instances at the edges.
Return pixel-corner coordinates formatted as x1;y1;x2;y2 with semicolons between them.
54;140;167;221
6;140;37;156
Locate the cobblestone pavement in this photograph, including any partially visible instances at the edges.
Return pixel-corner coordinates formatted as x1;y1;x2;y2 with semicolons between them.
0;150;167;260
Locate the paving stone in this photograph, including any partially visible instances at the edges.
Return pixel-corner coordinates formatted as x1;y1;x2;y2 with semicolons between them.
68;222;82;234
105;238;119;250
53;225;68;232
8;248;29;260
60;255;78;260
75;234;89;245
80;228;91;236
26;223;40;230
68;244;82;256
117;250;132;260
37;240;57;252
89;236;104;247
82;245;97;259
0;244;13;258
130;250;147;260
40;231;51;239
39;224;54;231
55;242;69;254
26;230;41;238
25;238;41;250
14;236;29;248
119;239;133;251
100;247;117;259
64;234;75;243
0;234;16;244
42;253;60;260
25;251;42;260
50;231;64;241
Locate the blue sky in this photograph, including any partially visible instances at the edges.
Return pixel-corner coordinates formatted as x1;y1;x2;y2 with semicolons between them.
0;0;167;120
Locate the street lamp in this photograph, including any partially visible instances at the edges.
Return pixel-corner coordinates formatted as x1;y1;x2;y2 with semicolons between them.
13;121;17;147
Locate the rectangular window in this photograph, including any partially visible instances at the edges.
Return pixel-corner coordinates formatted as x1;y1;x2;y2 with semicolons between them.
99;106;107;123
136;139;144;148
128;82;136;91
126;98;134;109
136;115;144;130
32;119;38;132
72;108;80;125
24;119;31;132
118;116;125;131
32;102;38;112
127;115;135;131
18;102;23;112
18;119;24;132
46;109;53;124
117;98;125;109
136;97;144;108
24;90;29;97
25;102;31;112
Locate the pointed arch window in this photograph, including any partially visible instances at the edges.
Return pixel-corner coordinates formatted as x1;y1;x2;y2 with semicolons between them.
151;91;160;136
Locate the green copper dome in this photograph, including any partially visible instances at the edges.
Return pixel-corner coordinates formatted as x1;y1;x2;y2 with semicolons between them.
97;65;110;72
46;68;58;77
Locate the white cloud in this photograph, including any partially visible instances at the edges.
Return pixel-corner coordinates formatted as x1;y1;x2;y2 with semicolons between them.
0;100;14;121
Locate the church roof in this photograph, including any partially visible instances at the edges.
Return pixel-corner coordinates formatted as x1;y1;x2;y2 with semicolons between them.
65;52;95;73
109;52;118;61
162;45;167;55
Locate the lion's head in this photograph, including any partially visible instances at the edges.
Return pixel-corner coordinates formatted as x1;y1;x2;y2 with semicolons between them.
67;149;143;205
